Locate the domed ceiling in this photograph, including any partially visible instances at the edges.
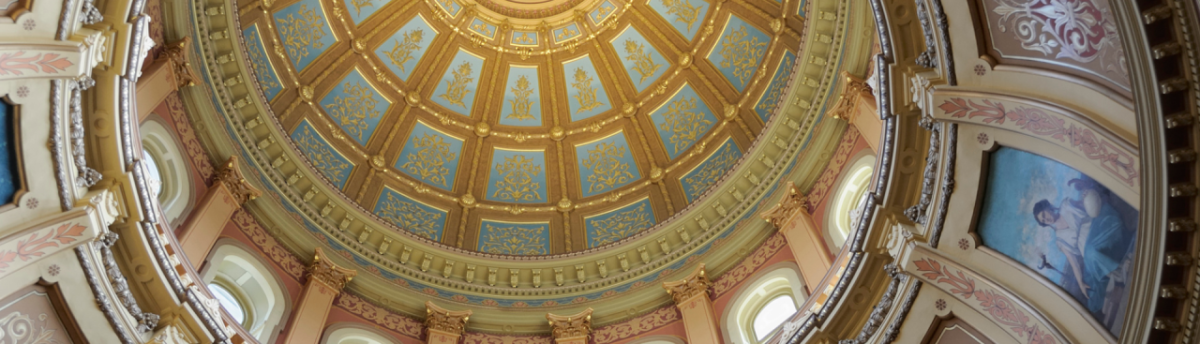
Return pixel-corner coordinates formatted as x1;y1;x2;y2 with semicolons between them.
237;0;807;254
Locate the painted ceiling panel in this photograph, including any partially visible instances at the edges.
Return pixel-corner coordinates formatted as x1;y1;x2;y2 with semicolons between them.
374;14;437;82
611;25;670;93
510;31;539;46
320;69;391;145
647;0;710;41
395;121;464;191
552;23;583;44
434;0;462;17
433;49;487;116
562;55;612;121
585;198;655;248
273;0;336;72
469;18;498;39
290;120;354;189
486;148;549;203
345;0;389;24
708;14;771;92
681;137;741;203
576;131;640;197
756;50;796;123
589;0;617;25
243;24;284;101
649;83;717;159
374;187;448;241
478;220;551;255
500;65;543;127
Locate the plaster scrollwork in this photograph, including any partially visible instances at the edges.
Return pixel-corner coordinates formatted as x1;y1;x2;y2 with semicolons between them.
914;0;938;69
425;301;472;336
79;0;103;24
547;308;594;340
70;76;102;188
74;28;109;73
904;123;940;225
883;217;916;259
97;232;161;333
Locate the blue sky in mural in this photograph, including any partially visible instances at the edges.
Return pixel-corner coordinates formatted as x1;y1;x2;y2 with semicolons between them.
395;121;464;191
500;65;543;126
755;51;795;123
290;120;354;188
708;15;771;92
432;49;486;116
273;0;336;72
375;15;436;82
586;198;655;248
681;138;741;203
977;147;1137;335
320;69;390;146
478;221;550;255
611;26;670;93
575;132;641;197
646;0;710;41
553;23;582;44
242;25;284;101
374;187;448;241
590;0;617;24
0;101;16;205
650;84;716;159
486;148;549;203
563;55;612;121
345;0;389;24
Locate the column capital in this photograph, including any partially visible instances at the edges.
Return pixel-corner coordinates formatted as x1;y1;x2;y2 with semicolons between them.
546;308;593;342
828;71;874;122
662;263;712;305
161;37;199;88
307;248;357;291
215;156;262;205
425;301;472;336
759;181;806;228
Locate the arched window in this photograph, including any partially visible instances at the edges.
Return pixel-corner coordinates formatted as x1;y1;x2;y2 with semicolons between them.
321;325;399;344
201;241;289;343
142;148;164;197
139;118;194;225
723;263;807;344
751;295;798;340
826;154;875;249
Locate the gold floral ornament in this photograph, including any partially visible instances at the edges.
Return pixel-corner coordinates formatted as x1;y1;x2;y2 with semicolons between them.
440;60;474;108
383;29;423;75
718;25;768;88
757;55;793;116
492;155;544;202
658;96;711;155
481;224;547;255
589;202;653;247
662;0;700;33
571;68;603;113
683;142;739;201
276;4;327;64
623;39;662;85
377;192;443;240
246;32;280;92
400;133;457;187
507;75;536;121
324;81;381;142
582;141;634;194
294;125;351;184
348;0;374;16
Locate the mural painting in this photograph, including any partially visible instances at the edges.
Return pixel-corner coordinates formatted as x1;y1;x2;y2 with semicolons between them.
976;147;1137;335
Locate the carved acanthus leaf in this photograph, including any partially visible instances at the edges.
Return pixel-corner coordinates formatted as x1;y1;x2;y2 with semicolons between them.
547;308;594;340
306;247;356;291
425;301;471;335
759;181;806;228
214;156;262;205
662;263;712;305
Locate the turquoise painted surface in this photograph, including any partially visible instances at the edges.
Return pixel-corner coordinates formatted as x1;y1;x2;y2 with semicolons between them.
319;69;391;145
375;15;436;82
755;50;795;123
649;84;716;159
510;31;538;46
797;0;807;17
434;0;462;16
500;65;543;126
432;49;486;116
586;198;655;248
468;18;497;38
243;25;284;101
273;0;336;72
395;121;464;191
0;101;16;205
590;1;617;24
611;26;669;92
707;15;771;92
486;148;548;203
290;120;354;188
647;0;710;40
680;138;741;203
575;132;640;197
374;188;447;241
345;0;388;24
478;221;551;255
552;23;582;43
562;55;612;121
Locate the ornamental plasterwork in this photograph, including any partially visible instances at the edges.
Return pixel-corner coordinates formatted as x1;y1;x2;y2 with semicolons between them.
490;154;545;202
657;95;713;158
275;4;327;66
479;223;549;255
324;81;381;142
400;133;459;187
376;191;445;240
581;141;634;194
587;201;654;247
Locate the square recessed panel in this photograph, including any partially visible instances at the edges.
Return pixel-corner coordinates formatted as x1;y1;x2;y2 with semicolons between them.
589;0;617;25
375;187;448;241
486;148;549;203
562;55;612;121
320;69;391;145
511;31;539;46
375;14;437;82
395;121;464;190
611;26;670;93
707;15;772;92
243;24;284;101
575;131;640;197
755;50;795;123
290;120;355;188
552;23;582;44
680;137;741;203
434;0;462;16
468;18;498;39
646;0;710;41
432;49;486;116
649;83;717;159
345;0;389;24
500;66;543;127
273;0;337;72
585;198;655;248
478;220;550;255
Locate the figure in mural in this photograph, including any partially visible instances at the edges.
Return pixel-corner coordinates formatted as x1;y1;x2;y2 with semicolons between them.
977;148;1137;336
